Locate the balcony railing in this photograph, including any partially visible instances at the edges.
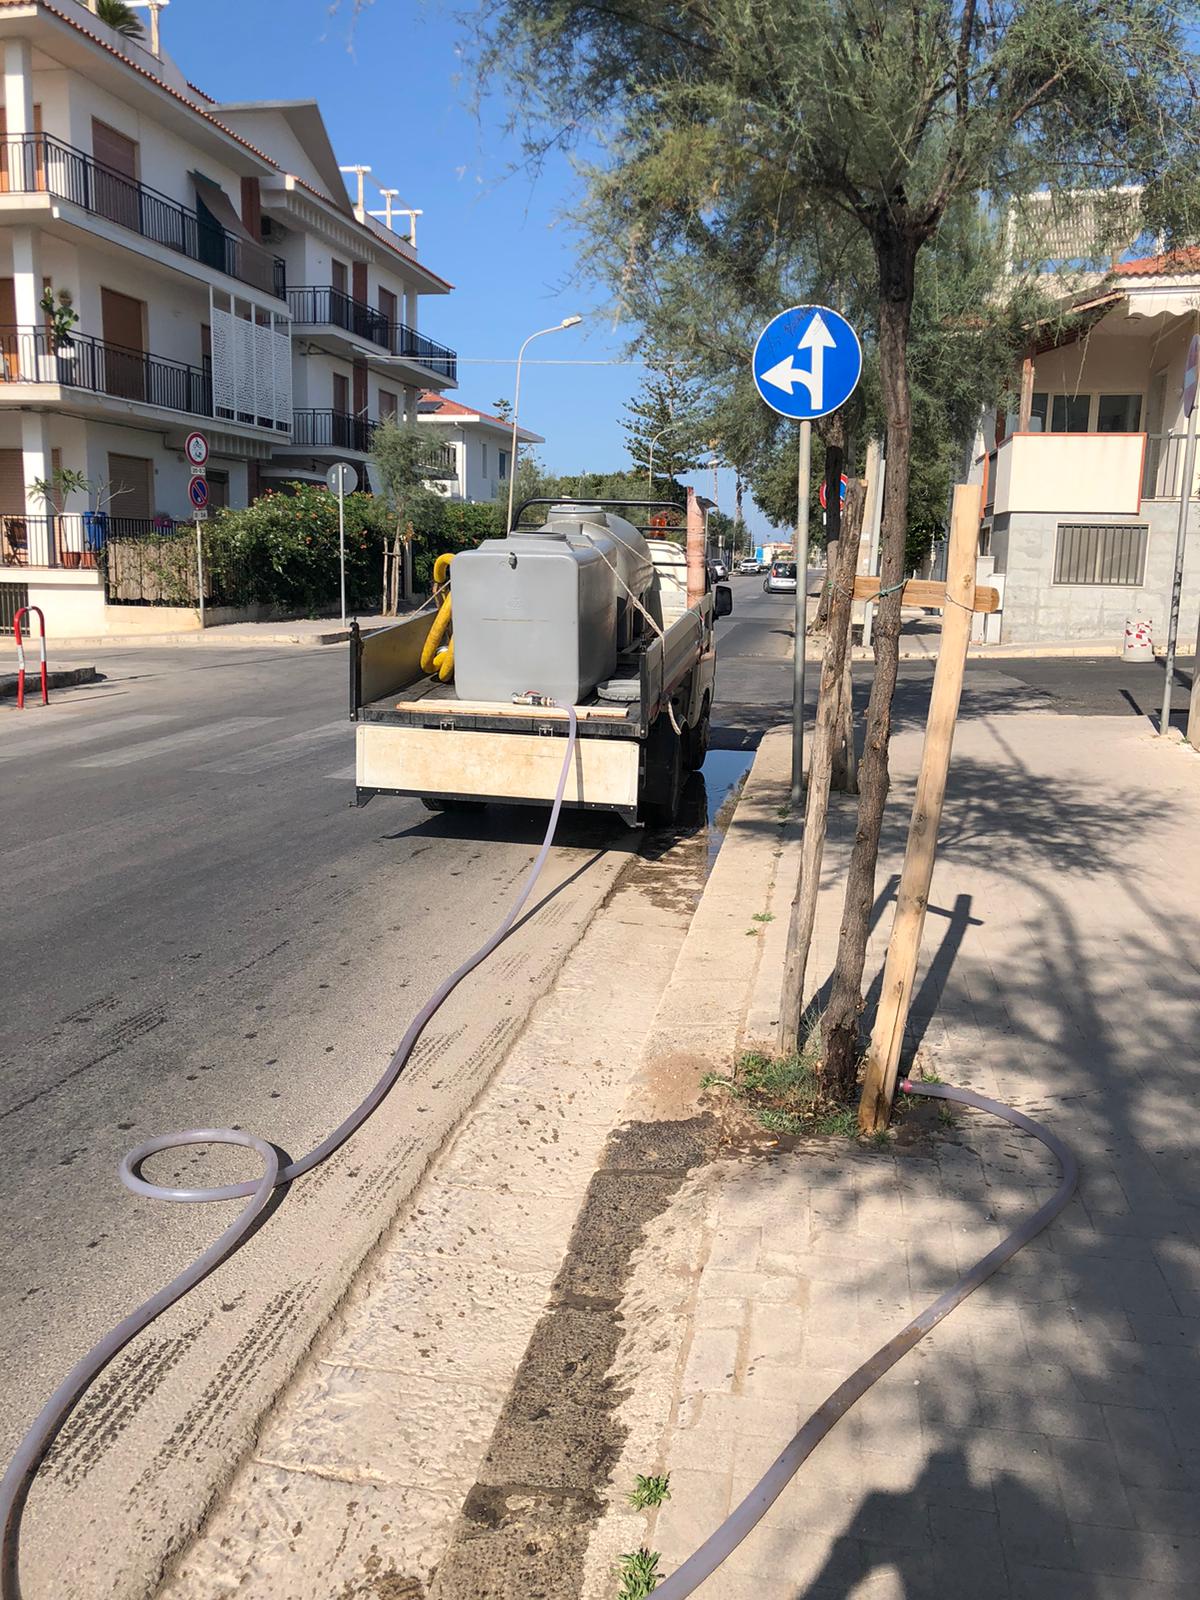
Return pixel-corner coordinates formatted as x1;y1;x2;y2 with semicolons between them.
287;287;390;348
287;285;457;379
0;326;212;417
420;442;456;475
395;325;456;381
0;134;286;299
1;511;184;570
291;409;376;452
1141;431;1200;500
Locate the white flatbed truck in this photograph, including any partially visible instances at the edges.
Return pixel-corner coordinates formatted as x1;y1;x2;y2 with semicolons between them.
350;499;732;826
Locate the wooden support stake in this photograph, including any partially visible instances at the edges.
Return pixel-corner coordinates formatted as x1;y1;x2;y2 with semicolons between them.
857;482;983;1132
851;575;999;613
1018;354;1035;433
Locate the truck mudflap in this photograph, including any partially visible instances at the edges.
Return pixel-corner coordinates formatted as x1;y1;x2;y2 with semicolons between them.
356;722;641;816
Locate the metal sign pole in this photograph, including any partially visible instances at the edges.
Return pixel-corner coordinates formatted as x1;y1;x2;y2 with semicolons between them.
793;418;812;806
195;515;205;628
338;482;347;627
1162;382;1199;735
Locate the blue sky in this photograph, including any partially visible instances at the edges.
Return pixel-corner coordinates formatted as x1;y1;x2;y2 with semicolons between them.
165;0;765;537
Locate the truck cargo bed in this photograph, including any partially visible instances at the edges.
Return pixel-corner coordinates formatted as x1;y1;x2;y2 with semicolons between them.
359;673;642;738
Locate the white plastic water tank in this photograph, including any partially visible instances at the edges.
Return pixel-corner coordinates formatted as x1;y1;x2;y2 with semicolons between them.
451;527;619;705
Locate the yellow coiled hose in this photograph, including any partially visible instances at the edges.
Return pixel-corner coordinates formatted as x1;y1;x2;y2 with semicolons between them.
420;552;456;682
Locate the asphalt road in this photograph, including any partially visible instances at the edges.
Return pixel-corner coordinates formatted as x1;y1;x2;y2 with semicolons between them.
714;570;1198;744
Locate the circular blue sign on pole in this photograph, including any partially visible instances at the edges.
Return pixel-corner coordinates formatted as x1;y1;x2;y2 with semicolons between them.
188;476;209;509
752;304;863;421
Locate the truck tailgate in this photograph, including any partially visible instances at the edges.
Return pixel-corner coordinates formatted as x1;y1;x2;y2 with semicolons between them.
356;722;641;812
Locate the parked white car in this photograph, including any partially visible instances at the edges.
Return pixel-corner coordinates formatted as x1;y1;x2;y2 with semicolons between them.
764;561;798;594
738;557;759;574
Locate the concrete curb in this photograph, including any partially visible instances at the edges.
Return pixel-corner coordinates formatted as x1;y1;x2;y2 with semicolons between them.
0;664;99;698
627;726;800;1119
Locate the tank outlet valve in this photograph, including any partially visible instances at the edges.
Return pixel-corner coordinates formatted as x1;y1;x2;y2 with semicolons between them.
512;691;552;707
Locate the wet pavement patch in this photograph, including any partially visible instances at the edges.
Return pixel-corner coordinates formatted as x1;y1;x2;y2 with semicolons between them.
428;1116;718;1599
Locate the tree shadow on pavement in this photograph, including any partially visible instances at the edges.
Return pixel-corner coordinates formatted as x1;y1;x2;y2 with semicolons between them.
793;1445;1090;1598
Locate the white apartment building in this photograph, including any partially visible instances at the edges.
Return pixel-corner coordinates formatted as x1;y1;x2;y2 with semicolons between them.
415;391;543;503
0;0;456;635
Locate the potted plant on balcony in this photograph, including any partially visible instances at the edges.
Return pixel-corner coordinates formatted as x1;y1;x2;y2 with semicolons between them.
40;285;79;377
30;468;129;567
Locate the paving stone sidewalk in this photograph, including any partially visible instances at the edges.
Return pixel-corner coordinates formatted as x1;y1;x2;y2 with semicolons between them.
588;712;1200;1599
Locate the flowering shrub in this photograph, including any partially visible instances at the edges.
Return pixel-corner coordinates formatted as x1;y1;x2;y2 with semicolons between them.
207;482;393;612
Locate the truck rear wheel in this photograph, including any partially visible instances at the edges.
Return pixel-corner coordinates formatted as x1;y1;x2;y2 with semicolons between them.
684;695;711;771
640;716;684;827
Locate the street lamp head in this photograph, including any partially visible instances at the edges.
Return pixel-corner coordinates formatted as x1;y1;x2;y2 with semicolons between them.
560;314;584;328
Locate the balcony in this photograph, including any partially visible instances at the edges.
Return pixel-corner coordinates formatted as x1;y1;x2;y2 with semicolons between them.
0;325;211;417
287;285;457;380
280;413;459;470
0;134;286;299
989;432;1145;519
287;287;389;348
289;408;376;453
1;511;184;570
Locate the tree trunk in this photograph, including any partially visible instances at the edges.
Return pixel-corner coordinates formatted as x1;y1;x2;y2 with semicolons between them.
779;478;867;1053
821;230;917;1100
812;413;846;633
831;641;858;794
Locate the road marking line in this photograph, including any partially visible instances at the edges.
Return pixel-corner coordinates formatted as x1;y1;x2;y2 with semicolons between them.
325;762;356;781
0;713;172;764
199;721;350;774
76;717;279;768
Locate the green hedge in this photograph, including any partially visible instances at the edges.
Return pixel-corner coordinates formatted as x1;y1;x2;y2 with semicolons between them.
207;482;392;612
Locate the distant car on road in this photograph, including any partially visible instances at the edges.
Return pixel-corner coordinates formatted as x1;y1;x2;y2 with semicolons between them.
738;557;759;575
710;558;729;581
764;561;798;594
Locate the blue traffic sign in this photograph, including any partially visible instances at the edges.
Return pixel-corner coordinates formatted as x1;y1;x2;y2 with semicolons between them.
188;476;209;509
752;304;862;421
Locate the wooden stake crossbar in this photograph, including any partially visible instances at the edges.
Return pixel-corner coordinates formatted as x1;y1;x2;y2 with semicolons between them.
857;482;985;1133
851;575;999;614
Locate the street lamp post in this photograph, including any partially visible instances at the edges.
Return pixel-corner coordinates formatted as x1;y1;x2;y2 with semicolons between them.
506;315;583;532
647;423;679;491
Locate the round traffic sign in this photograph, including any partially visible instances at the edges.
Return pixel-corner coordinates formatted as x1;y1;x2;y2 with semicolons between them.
188;476;209;509
325;462;359;495
819;473;850;510
752;305;863;421
1185;335;1199;418
185;430;209;468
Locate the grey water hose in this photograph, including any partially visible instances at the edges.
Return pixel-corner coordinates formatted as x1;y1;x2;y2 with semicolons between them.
0;704;580;1600
653;1079;1079;1598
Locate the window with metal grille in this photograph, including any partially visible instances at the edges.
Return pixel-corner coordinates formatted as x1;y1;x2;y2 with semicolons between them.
1053;523;1147;585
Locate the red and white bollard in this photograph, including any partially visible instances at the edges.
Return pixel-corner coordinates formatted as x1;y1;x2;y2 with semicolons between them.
14;605;48;709
1123;617;1154;663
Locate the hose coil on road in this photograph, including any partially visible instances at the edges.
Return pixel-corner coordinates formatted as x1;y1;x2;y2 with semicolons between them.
0;707;580;1600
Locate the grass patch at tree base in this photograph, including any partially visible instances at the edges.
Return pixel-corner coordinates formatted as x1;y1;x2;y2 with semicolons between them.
701;1027;860;1139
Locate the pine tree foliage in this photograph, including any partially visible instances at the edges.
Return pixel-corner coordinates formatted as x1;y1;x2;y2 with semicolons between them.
621;363;706;486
